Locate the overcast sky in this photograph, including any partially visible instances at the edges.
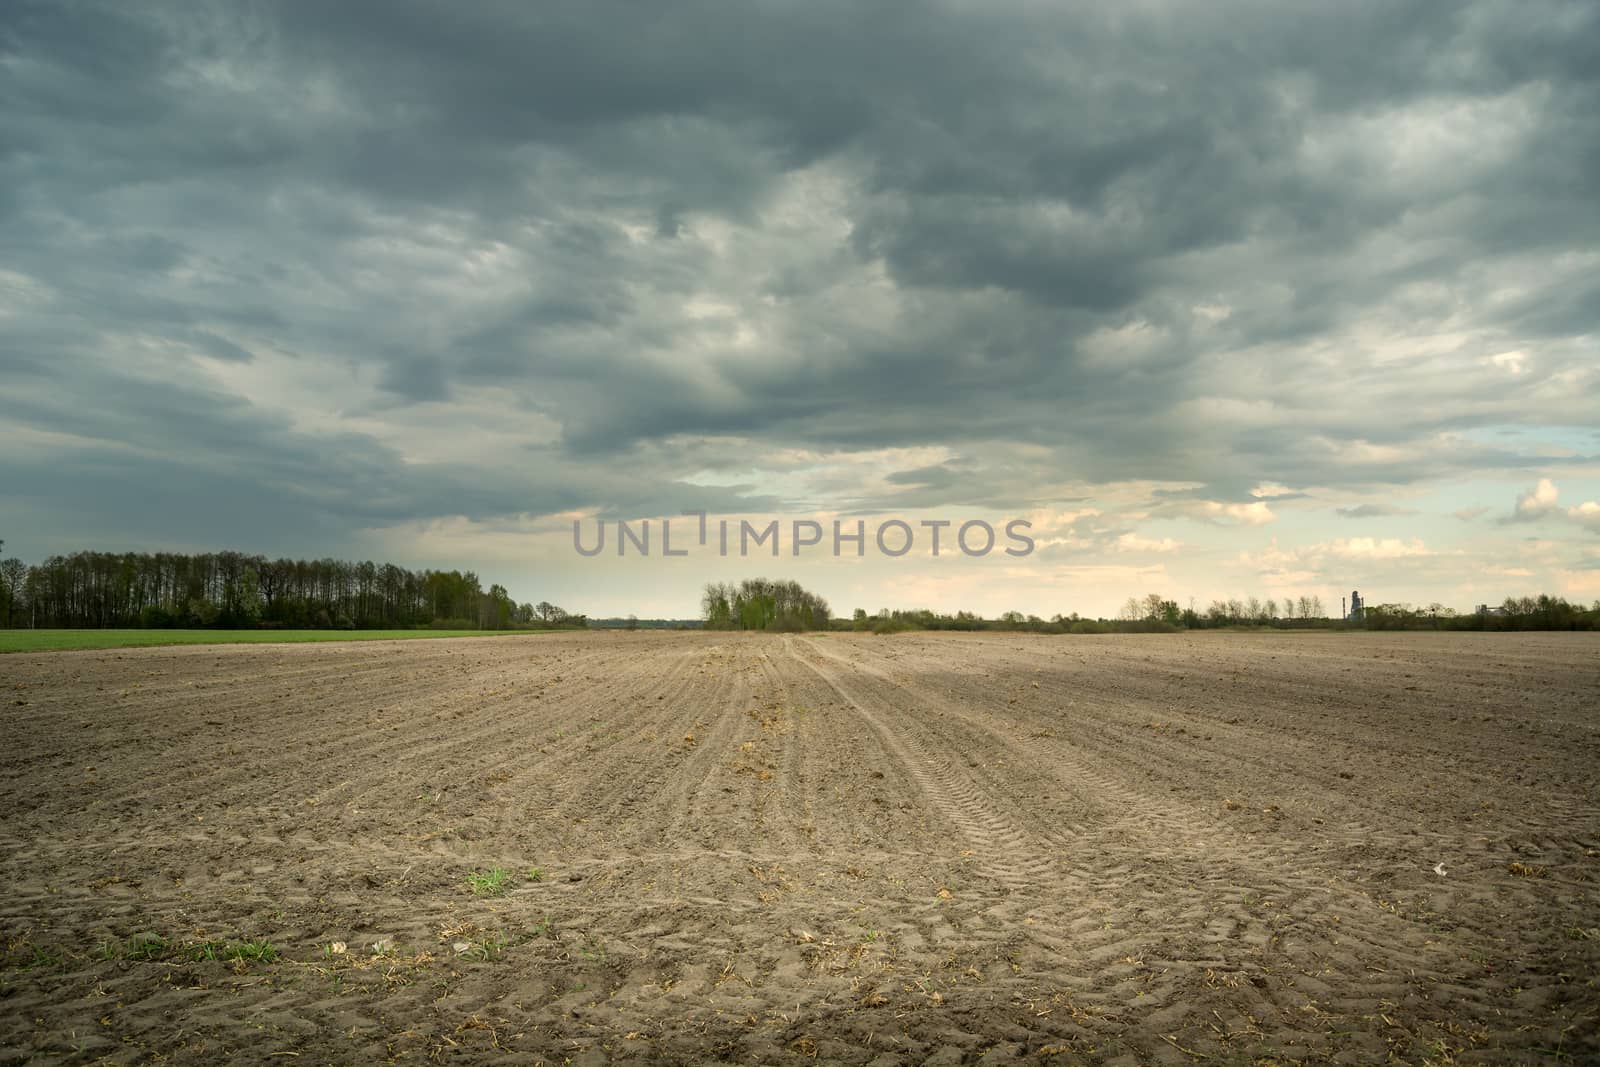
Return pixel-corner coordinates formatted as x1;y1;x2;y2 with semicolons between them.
3;1;1597;618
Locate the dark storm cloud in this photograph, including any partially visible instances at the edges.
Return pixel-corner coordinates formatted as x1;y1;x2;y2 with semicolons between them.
2;0;1597;553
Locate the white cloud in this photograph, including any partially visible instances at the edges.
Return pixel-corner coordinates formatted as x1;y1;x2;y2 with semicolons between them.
1515;477;1560;517
1249;482;1296;499
1114;533;1182;553
1197;500;1276;525
1323;537;1431;560
1508;479;1600;529
1024;506;1104;534
1487;350;1529;375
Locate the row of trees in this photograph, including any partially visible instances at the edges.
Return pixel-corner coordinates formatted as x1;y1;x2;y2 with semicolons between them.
0;545;583;631
1118;593;1329;628
841;608;1174;635
702;579;831;631
838;593;1600;635
839;594;1344;636
1120;592;1598;631
1366;595;1599;631
1113;591;1600;633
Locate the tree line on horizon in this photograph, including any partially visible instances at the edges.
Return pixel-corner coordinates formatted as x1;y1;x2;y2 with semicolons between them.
0;545;585;631
5;545;1591;635
842;592;1599;634
689;577;1583;636
1115;590;1598;631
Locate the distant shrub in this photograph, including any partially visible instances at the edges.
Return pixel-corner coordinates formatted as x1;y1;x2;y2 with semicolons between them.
186;597;220;627
139;605;175;629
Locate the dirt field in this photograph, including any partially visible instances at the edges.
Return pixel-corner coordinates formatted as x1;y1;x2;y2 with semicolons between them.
2;631;1596;1064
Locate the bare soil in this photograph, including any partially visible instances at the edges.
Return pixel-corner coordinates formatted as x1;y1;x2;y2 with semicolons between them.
2;631;1596;1064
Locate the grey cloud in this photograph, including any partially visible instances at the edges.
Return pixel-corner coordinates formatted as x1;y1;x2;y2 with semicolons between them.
2;0;1598;550
886;465;967;491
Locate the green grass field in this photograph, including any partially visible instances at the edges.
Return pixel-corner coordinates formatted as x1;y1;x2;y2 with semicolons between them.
0;629;560;653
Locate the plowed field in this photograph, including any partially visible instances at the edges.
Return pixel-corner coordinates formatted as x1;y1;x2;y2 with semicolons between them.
2;631;1596;1064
